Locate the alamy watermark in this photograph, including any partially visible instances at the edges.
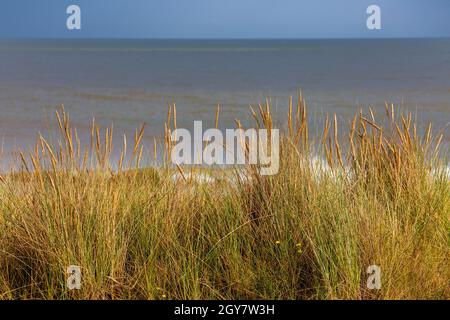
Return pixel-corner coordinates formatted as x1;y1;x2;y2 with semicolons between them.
170;121;280;175
367;5;381;30
66;5;81;30
366;265;381;290
67;265;81;290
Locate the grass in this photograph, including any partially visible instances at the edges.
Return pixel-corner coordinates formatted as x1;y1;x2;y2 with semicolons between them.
0;95;448;299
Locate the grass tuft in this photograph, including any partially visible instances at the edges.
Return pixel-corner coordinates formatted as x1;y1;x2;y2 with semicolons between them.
0;96;448;299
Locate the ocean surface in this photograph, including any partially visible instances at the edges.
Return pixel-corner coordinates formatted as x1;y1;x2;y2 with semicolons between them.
0;39;449;162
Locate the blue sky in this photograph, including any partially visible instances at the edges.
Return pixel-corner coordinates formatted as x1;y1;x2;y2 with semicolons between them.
0;0;449;38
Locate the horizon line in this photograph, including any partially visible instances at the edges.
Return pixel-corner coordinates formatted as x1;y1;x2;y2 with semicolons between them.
1;36;450;41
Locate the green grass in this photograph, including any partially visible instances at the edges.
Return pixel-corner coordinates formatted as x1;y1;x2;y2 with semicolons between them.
0;98;448;299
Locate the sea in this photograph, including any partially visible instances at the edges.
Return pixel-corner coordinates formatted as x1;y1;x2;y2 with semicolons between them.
0;39;449;163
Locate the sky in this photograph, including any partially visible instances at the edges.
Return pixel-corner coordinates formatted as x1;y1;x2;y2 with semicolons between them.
0;0;449;39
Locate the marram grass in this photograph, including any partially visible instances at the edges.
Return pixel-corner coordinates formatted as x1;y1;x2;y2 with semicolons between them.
0;96;448;300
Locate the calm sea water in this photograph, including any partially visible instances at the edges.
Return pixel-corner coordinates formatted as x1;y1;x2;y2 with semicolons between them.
0;39;449;159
